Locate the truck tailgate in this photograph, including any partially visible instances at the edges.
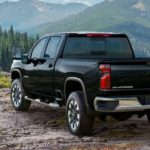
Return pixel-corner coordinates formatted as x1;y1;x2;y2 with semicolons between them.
101;59;150;90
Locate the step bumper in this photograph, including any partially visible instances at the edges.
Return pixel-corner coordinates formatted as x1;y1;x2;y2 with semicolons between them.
94;96;150;113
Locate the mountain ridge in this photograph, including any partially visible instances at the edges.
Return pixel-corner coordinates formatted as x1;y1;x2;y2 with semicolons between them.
32;0;150;57
0;0;88;31
35;0;150;33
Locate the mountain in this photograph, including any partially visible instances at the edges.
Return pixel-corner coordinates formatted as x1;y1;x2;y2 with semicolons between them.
0;0;88;31
103;21;150;57
36;0;150;32
34;0;150;57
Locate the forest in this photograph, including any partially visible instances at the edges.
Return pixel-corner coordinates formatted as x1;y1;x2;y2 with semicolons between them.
0;26;38;71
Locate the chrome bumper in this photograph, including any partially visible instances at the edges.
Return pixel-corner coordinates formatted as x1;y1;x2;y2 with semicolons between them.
94;97;150;112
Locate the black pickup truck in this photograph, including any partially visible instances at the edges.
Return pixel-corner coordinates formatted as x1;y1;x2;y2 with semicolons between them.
11;32;150;135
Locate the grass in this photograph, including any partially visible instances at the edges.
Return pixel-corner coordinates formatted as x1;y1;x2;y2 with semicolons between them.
0;72;11;88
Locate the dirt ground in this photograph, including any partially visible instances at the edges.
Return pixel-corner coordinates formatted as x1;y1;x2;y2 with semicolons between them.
0;90;150;150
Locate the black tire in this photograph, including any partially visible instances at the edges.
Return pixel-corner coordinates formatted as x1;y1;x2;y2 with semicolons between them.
66;91;94;136
11;79;31;111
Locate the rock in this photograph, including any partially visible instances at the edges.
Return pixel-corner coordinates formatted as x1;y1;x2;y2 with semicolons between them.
0;145;7;150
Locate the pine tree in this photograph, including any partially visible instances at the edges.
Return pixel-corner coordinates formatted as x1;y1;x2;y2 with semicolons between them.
0;25;38;71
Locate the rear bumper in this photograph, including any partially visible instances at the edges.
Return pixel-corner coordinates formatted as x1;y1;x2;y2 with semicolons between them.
94;96;150;113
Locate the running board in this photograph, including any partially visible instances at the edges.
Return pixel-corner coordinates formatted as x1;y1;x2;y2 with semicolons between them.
25;96;60;108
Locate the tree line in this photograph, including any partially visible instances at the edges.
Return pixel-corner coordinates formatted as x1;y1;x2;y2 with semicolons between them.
0;25;39;72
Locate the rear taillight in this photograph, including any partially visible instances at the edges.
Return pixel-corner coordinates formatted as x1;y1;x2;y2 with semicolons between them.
99;64;111;89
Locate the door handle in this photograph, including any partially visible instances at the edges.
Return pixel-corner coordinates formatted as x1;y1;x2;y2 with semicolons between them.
48;64;53;68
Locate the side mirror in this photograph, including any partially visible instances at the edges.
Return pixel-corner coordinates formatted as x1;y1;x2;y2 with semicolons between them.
22;54;28;64
12;47;22;59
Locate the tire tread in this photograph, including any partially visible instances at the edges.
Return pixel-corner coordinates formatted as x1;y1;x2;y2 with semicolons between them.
66;91;94;136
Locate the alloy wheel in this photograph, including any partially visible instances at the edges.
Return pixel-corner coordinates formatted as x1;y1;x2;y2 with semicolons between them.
67;99;80;131
11;83;22;107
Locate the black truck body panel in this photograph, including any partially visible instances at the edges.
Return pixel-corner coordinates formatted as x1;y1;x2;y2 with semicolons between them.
11;32;150;114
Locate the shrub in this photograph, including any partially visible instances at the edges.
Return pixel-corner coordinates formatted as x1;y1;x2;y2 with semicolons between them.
0;72;11;88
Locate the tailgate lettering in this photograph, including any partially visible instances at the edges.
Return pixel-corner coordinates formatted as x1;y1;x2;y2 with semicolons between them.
113;86;134;89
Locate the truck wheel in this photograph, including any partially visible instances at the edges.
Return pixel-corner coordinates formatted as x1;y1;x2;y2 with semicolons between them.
66;91;94;136
11;79;31;111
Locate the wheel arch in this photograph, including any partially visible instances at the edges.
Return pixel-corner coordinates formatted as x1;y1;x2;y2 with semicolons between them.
11;69;22;82
64;77;89;108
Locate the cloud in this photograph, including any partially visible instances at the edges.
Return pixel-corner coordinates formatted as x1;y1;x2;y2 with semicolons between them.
42;0;105;5
62;0;92;5
0;0;20;2
0;0;104;5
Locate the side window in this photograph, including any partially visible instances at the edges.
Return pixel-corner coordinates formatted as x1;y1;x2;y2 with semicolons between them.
44;36;61;58
31;37;48;58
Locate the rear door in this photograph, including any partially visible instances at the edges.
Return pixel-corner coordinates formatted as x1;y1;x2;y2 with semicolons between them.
36;36;62;95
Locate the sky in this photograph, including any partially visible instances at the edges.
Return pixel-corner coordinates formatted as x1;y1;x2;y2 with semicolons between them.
0;0;104;5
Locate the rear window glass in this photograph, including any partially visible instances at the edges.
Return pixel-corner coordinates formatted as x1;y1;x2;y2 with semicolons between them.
63;37;133;58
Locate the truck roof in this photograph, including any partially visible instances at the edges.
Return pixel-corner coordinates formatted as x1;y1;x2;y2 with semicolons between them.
43;32;127;37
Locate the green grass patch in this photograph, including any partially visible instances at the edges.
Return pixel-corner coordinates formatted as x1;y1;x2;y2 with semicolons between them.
0;72;11;88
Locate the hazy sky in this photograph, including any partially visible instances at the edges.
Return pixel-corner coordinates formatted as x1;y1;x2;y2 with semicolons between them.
0;0;105;5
